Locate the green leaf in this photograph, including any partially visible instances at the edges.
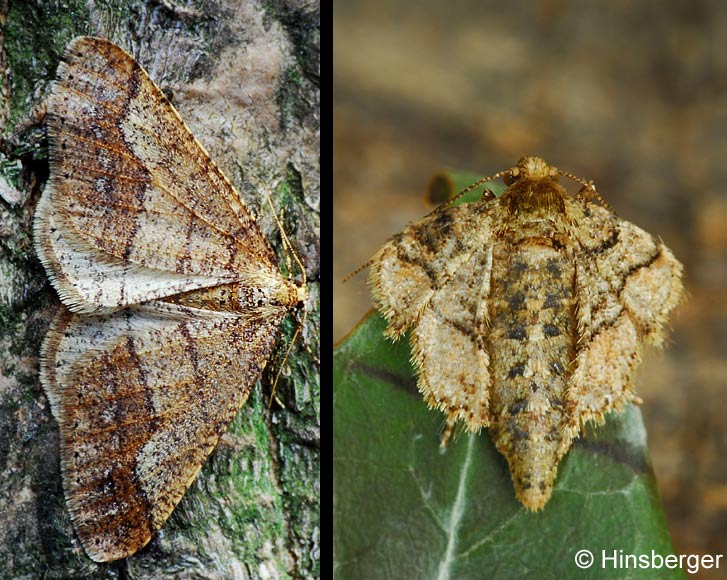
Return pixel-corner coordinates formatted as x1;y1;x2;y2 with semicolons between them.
334;311;683;580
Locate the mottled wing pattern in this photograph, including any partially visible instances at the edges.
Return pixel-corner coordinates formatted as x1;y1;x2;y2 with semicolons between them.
37;36;280;313
41;301;286;562
369;201;494;338
567;202;683;436
369;201;496;429
34;36;305;562
35;189;230;313
411;244;493;430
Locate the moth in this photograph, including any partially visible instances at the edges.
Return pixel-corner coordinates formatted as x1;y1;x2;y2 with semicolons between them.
368;156;683;510
34;36;306;561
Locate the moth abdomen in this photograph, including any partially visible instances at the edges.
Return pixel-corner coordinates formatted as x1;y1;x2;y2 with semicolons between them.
487;237;577;509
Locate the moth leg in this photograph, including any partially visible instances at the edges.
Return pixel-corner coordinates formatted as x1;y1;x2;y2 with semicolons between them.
574;181;613;212
480;188;497;203
439;419;456;448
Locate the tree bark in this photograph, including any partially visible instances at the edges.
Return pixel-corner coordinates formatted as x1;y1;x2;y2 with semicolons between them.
0;1;319;578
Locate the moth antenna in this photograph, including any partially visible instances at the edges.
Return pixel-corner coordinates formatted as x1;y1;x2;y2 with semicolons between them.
344;171;508;283
265;193;309;408
556;168;591;189
561;171;616;213
227;103;314;270
267;323;295;409
342;258;374;283
279;207;295;274
439;419;457;448
579;185;614;212
268;290;313;409
265;194;308;287
443;169;510;208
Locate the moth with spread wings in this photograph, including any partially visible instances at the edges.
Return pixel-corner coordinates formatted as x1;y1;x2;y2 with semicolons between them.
34;36;305;562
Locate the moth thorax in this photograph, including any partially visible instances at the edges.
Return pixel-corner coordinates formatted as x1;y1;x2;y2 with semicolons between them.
233;279;298;309
504;179;568;216
271;278;306;308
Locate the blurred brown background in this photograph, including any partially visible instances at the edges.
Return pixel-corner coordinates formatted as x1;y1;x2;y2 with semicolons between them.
334;0;727;570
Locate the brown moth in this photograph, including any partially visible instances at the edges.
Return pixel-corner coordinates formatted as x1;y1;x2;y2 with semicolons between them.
368;156;683;510
34;37;306;562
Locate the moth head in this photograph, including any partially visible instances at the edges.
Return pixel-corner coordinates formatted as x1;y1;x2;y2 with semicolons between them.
504;156;559;185
268;277;307;309
294;280;308;307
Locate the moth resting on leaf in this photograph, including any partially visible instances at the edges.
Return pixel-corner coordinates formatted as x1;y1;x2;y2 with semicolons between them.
34;36;306;561
368;156;683;510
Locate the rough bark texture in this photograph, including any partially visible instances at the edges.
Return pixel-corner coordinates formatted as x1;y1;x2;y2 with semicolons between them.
0;1;320;579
